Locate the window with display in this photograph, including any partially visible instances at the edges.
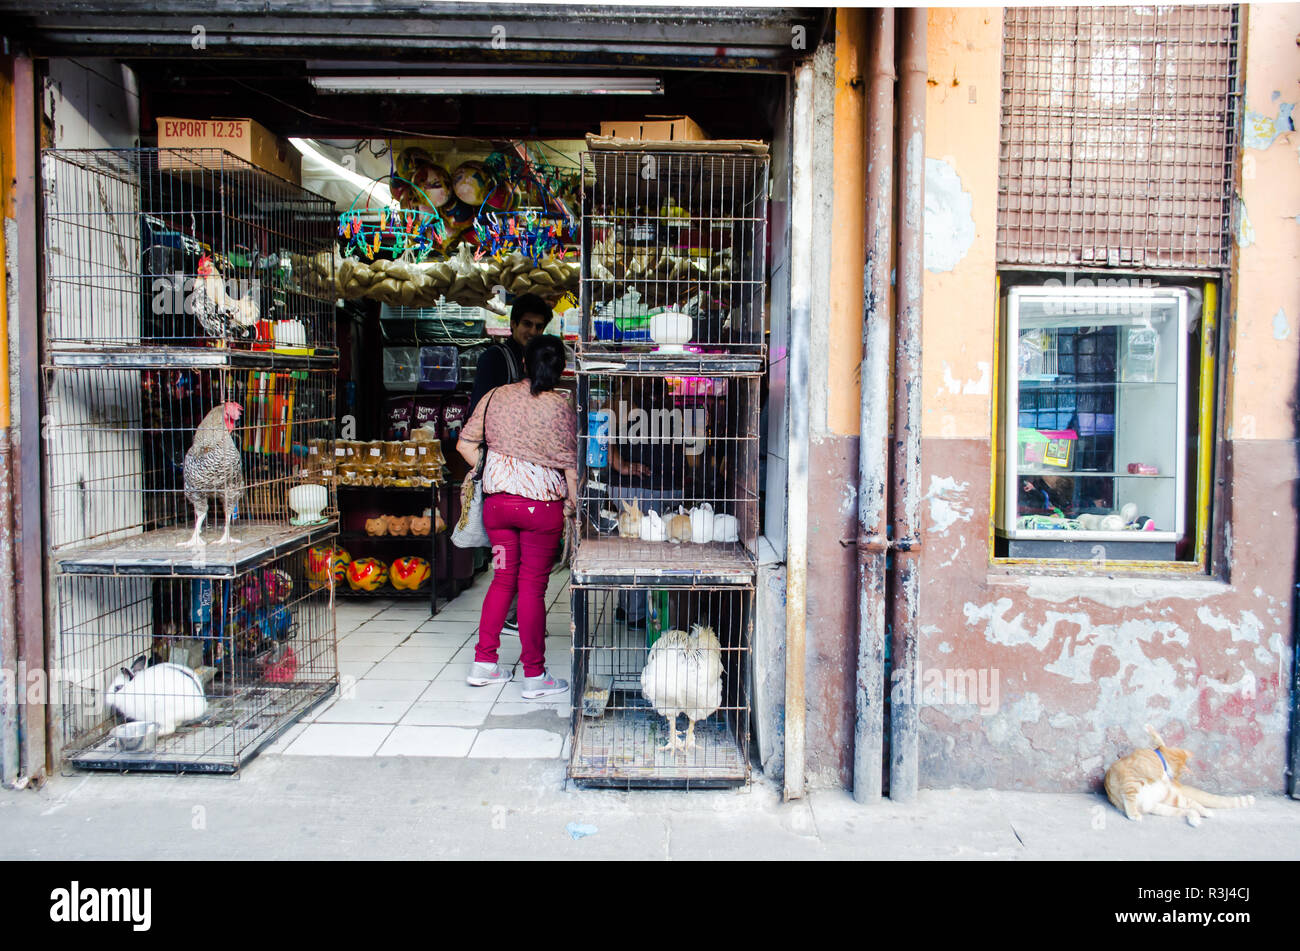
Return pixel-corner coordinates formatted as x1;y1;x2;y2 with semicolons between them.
995;283;1213;564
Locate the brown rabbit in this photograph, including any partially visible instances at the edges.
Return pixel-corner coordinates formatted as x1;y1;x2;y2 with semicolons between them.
1104;724;1255;827
618;500;642;538
666;508;692;544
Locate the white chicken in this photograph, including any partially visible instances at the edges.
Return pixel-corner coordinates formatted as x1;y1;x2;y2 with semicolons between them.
640;624;723;754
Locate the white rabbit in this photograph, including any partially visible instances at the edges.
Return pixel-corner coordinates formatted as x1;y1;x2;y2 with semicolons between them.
712;513;739;543
640;509;666;542
690;503;715;544
106;656;207;737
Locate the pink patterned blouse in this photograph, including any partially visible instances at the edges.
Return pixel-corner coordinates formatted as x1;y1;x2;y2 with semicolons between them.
460;381;577;502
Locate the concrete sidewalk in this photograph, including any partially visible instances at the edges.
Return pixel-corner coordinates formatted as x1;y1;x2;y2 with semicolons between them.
2;755;1296;860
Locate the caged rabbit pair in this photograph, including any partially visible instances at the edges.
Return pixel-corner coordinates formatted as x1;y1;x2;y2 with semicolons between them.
105;656;208;738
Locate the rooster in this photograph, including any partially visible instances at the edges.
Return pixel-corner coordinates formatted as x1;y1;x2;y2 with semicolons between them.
178;401;244;549
639;624;724;754
191;254;260;341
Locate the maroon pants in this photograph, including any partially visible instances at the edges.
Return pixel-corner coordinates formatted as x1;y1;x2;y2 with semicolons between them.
475;492;564;678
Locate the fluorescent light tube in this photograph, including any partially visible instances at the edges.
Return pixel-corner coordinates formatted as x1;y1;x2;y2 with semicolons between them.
310;75;662;95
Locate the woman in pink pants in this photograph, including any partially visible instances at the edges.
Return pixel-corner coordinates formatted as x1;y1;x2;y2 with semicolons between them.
456;335;577;699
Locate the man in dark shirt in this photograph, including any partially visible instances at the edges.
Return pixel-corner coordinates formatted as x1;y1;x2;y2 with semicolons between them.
468;294;552;414
467;294;553;635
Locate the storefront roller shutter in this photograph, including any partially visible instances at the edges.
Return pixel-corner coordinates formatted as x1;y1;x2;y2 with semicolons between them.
0;2;825;70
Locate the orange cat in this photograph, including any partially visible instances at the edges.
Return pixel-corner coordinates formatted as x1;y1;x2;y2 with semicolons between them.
1104;724;1255;827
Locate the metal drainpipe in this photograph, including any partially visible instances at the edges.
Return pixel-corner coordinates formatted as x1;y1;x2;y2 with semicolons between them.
852;8;895;804
888;8;927;802
783;60;815;802
12;54;45;783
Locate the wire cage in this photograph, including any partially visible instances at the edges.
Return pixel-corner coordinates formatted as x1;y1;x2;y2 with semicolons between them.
42;148;337;358
572;369;761;584
54;546;337;773
43;364;338;571
580;149;769;361
568;583;752;788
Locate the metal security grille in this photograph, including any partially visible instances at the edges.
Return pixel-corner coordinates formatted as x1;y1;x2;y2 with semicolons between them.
998;6;1240;269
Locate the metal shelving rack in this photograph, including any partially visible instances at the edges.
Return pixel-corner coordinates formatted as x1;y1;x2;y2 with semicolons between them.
41;148;340;773
334;483;444;615
568;144;768;788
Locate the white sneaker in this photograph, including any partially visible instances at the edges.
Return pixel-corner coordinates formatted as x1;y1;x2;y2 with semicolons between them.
521;669;569;700
466;662;512;687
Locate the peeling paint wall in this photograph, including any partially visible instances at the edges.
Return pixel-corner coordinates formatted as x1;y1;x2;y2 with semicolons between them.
912;5;1298;793
804;6;1299;793
918;438;1295;791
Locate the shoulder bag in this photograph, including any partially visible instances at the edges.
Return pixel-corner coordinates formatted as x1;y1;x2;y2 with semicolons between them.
451;388;498;549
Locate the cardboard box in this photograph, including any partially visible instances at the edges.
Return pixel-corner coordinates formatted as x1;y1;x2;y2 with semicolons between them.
156;117;302;184
599;115;709;142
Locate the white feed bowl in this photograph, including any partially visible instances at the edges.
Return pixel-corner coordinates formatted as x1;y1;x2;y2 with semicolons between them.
650;312;692;352
289;484;328;525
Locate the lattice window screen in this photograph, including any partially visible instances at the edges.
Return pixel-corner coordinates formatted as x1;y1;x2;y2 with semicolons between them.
998;6;1240;269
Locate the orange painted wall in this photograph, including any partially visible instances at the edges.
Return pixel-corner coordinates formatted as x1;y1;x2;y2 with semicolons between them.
826;7;867;436
920;8;1003;441
1229;3;1300;442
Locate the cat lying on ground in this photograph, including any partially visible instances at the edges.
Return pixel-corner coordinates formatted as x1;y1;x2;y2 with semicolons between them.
1104;724;1255;827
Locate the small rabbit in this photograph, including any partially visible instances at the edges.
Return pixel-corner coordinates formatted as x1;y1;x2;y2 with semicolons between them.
641;509;666;542
106;656;207;737
667;507;692;544
618;500;643;538
690;502;715;544
712;513;739;543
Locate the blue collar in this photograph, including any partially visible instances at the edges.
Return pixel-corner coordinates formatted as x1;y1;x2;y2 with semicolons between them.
1154;748;1170;776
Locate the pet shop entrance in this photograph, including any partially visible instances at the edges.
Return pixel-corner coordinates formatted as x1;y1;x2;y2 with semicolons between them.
32;42;792;775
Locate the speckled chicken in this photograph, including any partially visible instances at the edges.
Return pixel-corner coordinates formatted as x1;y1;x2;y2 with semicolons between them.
192;254;259;341
178;401;244;549
640;624;724;754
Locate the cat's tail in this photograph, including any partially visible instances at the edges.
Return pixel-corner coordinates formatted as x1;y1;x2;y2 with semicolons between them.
1144;723;1167;748
1181;786;1256;810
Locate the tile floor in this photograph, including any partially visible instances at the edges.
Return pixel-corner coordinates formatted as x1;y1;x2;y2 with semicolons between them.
268;569;574;760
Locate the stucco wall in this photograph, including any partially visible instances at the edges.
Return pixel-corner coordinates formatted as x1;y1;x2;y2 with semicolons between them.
806;6;1298;792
